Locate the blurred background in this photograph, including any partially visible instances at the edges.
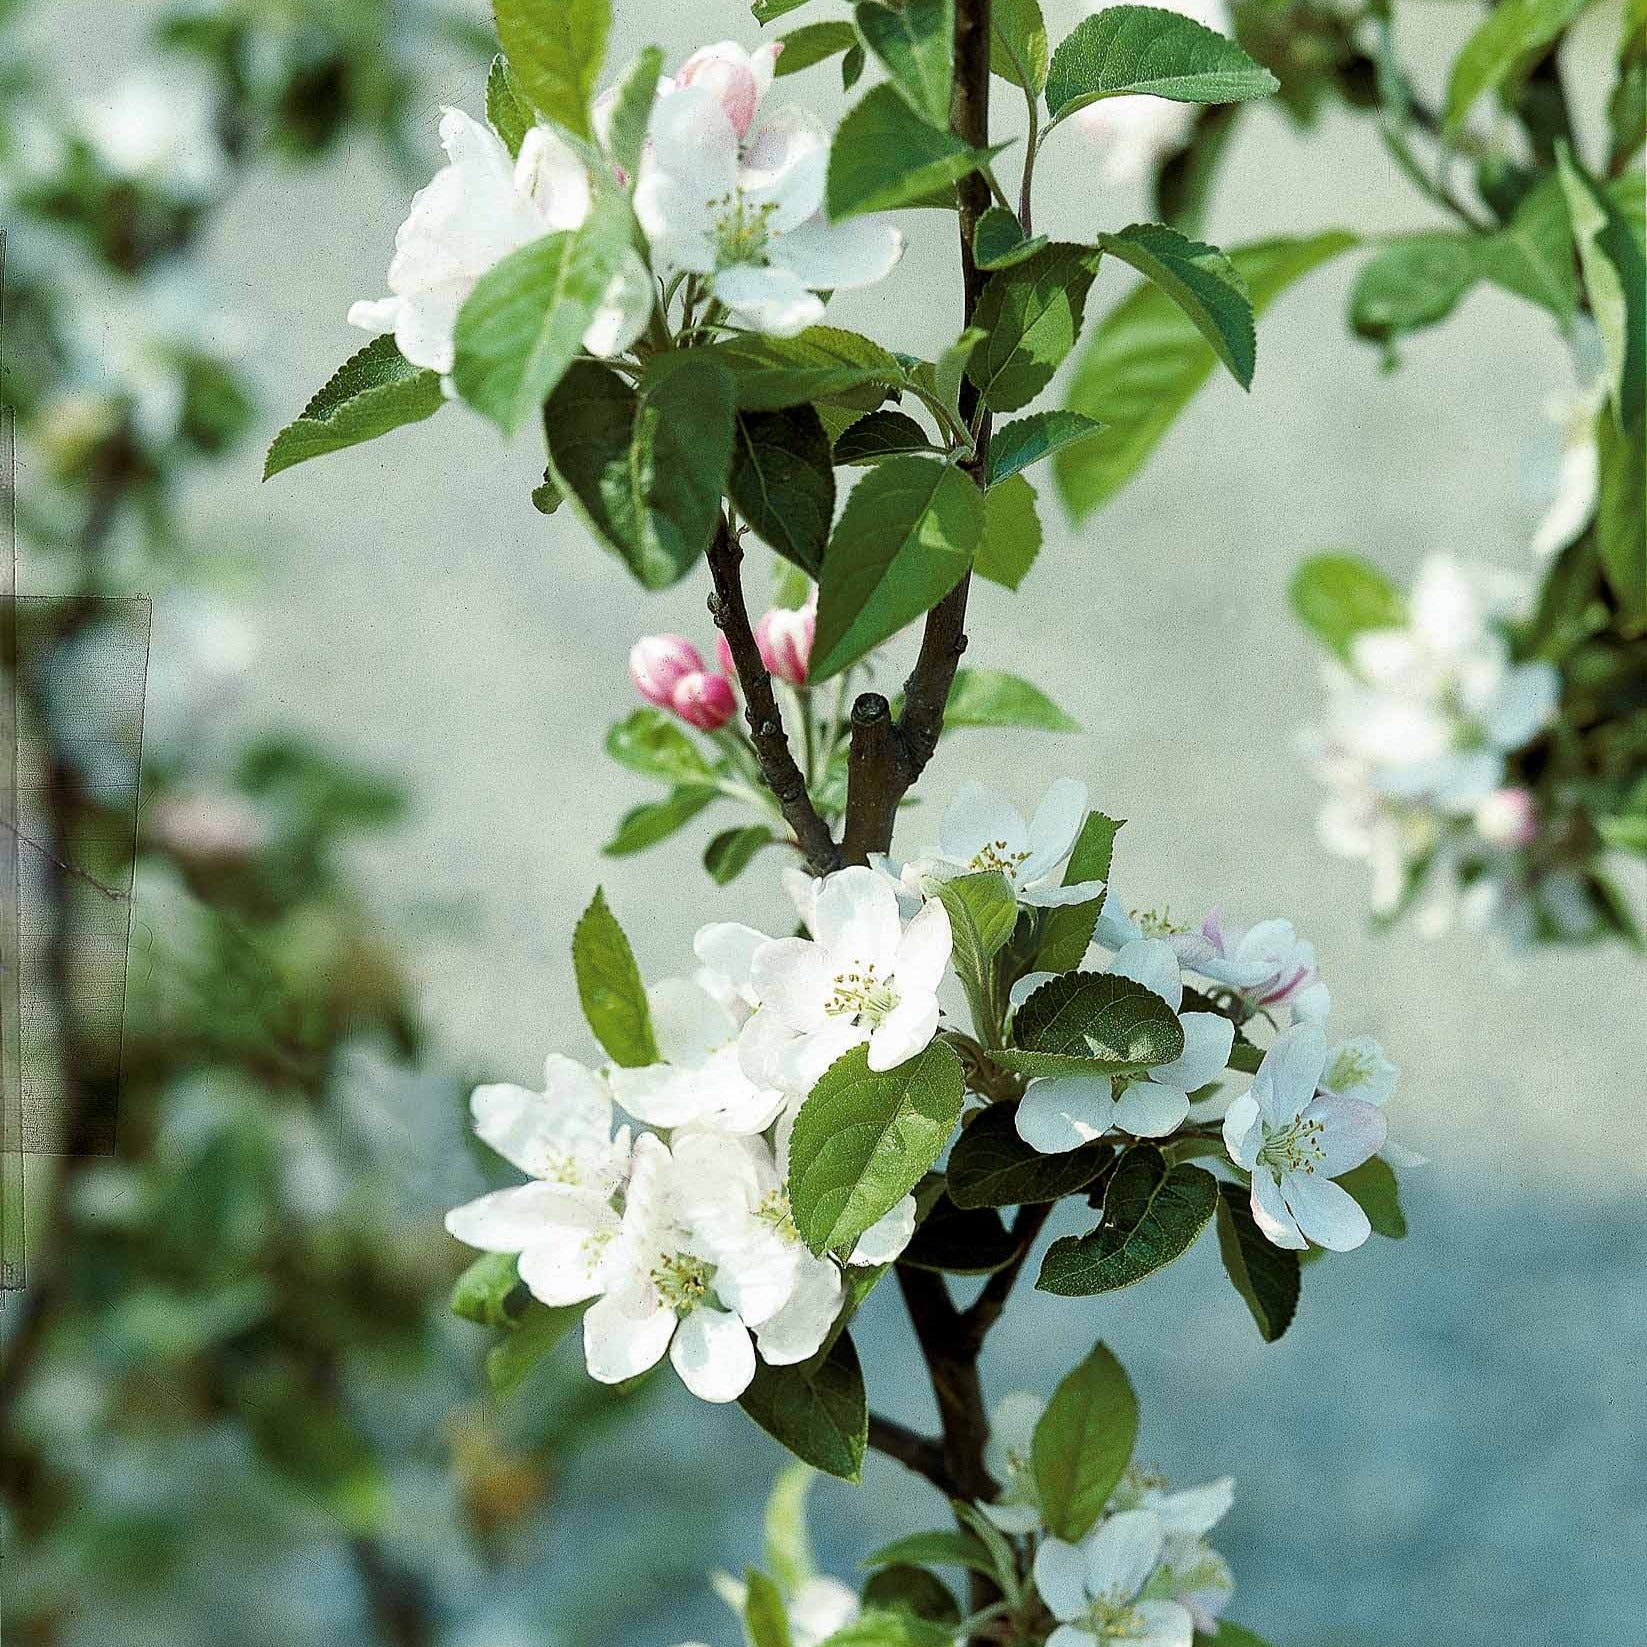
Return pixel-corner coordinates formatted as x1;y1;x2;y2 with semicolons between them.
1;1;1642;1644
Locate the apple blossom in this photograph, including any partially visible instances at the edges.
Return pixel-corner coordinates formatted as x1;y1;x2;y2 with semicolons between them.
689;1568;858;1647
1474;786;1538;850
740;866;952;1091
347;109;649;377
631;633;706;708
980;1390;1046;1532
1167;908;1331;1023
1015;939;1235;1153
1034;1510;1195;1647
1222;1024;1388;1251
1530;383;1602;559
755;593;817;686
674;669;738;732
633;53;905;336
1109;1469;1236;1634
77;71;226;199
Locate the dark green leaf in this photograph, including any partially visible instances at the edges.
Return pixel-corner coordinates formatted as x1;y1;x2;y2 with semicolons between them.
605;707;716;785
1444;0;1593;131
817;1615;956;1647
835;410;937;465
1349;234;1479;345
450;1251;528;1327
967;243;1104;413
947;1100;1113;1208
731;406;837;574
1215;1180;1301;1342
861;1566;961;1625
843;41;869;89
992;0;1050;93
1032;1341;1138;1540
546;356;736;589
812;456;984;682
788;1041;966;1255
702;326;907;411
705;824;777;884
1037;1145;1217;1296
602;787;719;855
532;469;565;513
493;0;610;137
976;473;1043;589
828;84;1004;218
902;1193;1021;1273
740;1332;868;1482
1033;812;1122;972
485;54;535;157
1098;222;1255;388
571;887;658;1066
1045;6;1278;127
603;45;665;179
263;336;443;479
942;667;1078;731
863;1529;997;1577
935;869;1018;1035
1596;405;1646;618
856;0;954;124
776;21;861;76
1007;971;1183;1075
1336;1156;1407;1239
1289;553;1405;660
987;410;1106;484
485;1300;584;1394
975;206;1050;270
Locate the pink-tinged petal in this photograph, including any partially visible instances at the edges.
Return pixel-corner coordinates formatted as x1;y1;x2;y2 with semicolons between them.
1249;1169;1307;1250
892;897;952;996
1154;1011;1234;1092
1016;1077;1114;1154
1221;1092;1261;1170
583;1288;674;1383
1109;938;1183;1011
1282;1171;1372;1252
1112;1080;1189;1138
813;866;902;965
940;782;1028;865
670;1305;756;1402
1305;1094;1388;1176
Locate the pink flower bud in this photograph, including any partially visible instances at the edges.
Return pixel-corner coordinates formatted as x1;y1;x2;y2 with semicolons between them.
630;633;704;708
1475;787;1538;850
715;630;736;677
754;598;816;686
672;669;736;731
675;41;782;140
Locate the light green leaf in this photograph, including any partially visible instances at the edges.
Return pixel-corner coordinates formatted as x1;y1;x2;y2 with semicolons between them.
1444;0;1595;131
452;196;630;432
946;1100;1113;1208
812;456;984;682
1289;553;1406;660
740;1333;868;1482
976;473;1043;590
975;206;1050;270
828;84;1005;218
485;1300;584;1394
493;0;609;137
602;45;665;179
486;54;535;157
450;1251;527;1327
1336;1156;1407;1239
992;0;1050;94
705;824;777;884
1037;1145;1218;1296
856;0;954;124
1044;5;1278;127
936;871;1018;1035
702;326;907;411
605;707;716;785
1056;231;1356;520
934;326;989;421
787;1041;966;1255
730;406;837;574
1032;1341;1138;1541
602;787;719;855
967;243;1104;413
863;1530;998;1577
571;887;658;1066
835;410;937;465
1195;1624;1277;1647
763;1464;819;1597
942;667;1078;731
1595;405;1647;619
1349;233;1479;345
755;0;813;20
1215;1180;1301;1342
263;336;443;479
1477;174;1579;320
1098;222;1255;388
775;21;861;76
1002;970;1182;1078
815;1614;955;1647
546;355;736;589
1033;811;1121;971
745;1570;794;1647
987;410;1106;484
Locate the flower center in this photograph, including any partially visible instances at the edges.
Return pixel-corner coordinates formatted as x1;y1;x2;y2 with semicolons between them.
827;962;900;1027
1325;1044;1375;1093
1256;1113;1327;1176
535;1148;585;1186
651;1250;713;1314
755;1188;799;1243
968;839;1031;877
711;191;778;267
1084;1598;1148;1640
1132;906;1182;938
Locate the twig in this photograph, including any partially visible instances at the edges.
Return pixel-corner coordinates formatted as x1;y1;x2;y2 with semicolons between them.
867;1411;955;1495
962;1202;1052;1349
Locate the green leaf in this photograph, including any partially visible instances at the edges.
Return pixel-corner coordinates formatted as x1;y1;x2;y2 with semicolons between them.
975;206;1050;270
992;0;1050;93
1044;5;1278;127
1098;223;1255;388
1595;405;1647;619
967;243;1104;413
485;1300;584;1394
705;824;777;884
486;54;535;157
1215;1180;1300;1342
1195;1624;1277;1647
946;1099;1113;1208
936;870;1018;1035
860;1566;961;1625
1336;1156;1407;1240
745;1570;794;1647
987;410;1106;484
571;887;658;1066
787;1041;966;1255
1349;234;1479;345
763;1464;818;1596
1032;812;1122;972
1037;1145;1218;1296
755;0;813;20
863;1529;997;1578
855;0;954;124
1006;971;1183;1075
546;356;736;589
1444;0;1594;131
902;1193;1021;1273
602;45;665;179
452;197;630;432
812;456;984;682
703;326;907;411
1056;231;1356;520
730;406;837;574
843;41;869;90
1557;144;1646;432
835;410;936;465
1289;553;1405;661
740;1333;868;1482
976;473;1043;590
603;787;719;855
532;469;565;514
605;707;716;785
450;1251;528;1327
775;21;861;76
816;1615;955;1647
942;667;1079;731
828;84;1004;218
932;326;989;423
263;336;443;479
493;0;610;137
1032;1341;1138;1541
1477;174;1579;320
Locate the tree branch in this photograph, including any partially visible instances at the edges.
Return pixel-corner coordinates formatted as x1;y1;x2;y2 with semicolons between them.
704;518;841;875
894;1263;995;1507
867;1411;955;1495
962;1202;1052;1351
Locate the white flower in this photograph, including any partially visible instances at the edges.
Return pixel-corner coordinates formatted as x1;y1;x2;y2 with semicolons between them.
787;1578;860;1647
847;1195;918;1266
1015;939;1235;1154
1167;908;1331;1023
1110;1470;1236;1635
1073;0;1233;184
1222;1024;1388;1251
634;50;904;336
741;866;952;1091
981;1390;1046;1533
1034;1510;1195;1647
1317;1034;1399;1107
443;1054;632;1306
348;109;649;376
1530;383;1602;558
77;71;225;198
875;779;1104;909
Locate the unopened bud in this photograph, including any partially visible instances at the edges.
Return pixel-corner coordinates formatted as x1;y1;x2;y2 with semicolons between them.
1475;787;1537;850
630;633;704;708
754;596;816;686
672;669;736;731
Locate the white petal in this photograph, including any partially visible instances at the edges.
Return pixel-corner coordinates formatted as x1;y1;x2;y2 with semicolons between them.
1085;1509;1163;1602
694;921;770;1002
1033;1538;1090;1621
514;124;591;229
1221;1092;1261;1169
1019;777;1088;884
1320;1035;1399;1106
990;1390;1045;1458
849;1195;917;1265
940;782;1028;865
1019;879;1107;908
670;1305;756;1402
1249;1169;1307;1250
814;865;903;966
583;1287;674;1383
981;1500;1044;1534
1305;1094;1388;1176
1481;661;1559;749
771;212;906;290
750;938;835;1032
583;247;653;357
755;1252;843;1365
445;1182;589;1253
1252;1023;1328;1126
739;101;829;230
633;86;737;272
868;992;940;1070
714;263;826;336
1131;1599;1196;1647
347;296;400;334
1108;939;1183;1012
1153;1012;1234;1092
1009;970;1057;1012
892;897;953;996
1015;1077;1114;1154
1046;1629;1100;1647
1154;1478;1235;1537
648;976;739;1066
1283;1171;1372;1252
516;1202;615;1305
1111;1080;1189;1138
